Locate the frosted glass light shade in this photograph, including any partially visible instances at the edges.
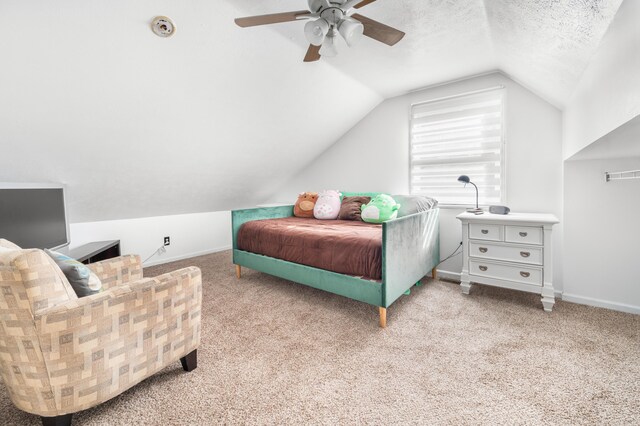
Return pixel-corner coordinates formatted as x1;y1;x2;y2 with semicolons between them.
319;35;338;57
304;18;330;46
338;18;364;47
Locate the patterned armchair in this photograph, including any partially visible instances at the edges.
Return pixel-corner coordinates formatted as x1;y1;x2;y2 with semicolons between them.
0;239;202;426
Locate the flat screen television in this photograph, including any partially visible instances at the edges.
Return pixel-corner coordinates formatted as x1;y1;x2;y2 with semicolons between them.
0;184;70;249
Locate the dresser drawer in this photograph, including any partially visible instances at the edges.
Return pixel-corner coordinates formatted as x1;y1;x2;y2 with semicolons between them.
469;223;503;241
505;226;543;245
469;259;542;286
469;242;542;265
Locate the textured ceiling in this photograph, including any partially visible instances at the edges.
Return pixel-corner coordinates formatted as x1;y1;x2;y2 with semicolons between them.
0;0;627;223
485;0;624;106
231;0;624;106
231;0;496;99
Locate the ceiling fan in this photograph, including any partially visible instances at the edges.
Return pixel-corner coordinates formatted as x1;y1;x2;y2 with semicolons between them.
234;0;405;62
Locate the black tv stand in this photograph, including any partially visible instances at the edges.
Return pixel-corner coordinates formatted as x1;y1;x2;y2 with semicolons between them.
68;240;121;264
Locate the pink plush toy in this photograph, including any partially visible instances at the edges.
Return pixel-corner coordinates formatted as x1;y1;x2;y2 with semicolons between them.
313;190;342;220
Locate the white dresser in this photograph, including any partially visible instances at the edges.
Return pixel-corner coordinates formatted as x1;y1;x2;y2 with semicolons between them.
457;212;559;312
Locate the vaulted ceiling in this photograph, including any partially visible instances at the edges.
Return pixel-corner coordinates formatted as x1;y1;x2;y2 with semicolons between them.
0;0;625;222
231;0;623;106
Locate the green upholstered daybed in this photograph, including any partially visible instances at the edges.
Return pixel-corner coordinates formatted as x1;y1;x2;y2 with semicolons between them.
231;204;439;327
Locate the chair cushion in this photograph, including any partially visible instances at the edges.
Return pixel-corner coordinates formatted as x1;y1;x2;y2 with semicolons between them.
45;249;103;297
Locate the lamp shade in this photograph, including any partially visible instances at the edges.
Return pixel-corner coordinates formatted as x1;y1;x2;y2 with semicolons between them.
457;175;470;184
338;18;364;47
304;18;330;46
319;34;338;57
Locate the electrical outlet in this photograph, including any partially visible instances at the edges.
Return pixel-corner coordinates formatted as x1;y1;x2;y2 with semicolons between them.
164;236;170;246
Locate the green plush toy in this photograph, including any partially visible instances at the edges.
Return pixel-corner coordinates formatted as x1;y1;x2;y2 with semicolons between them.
361;194;400;223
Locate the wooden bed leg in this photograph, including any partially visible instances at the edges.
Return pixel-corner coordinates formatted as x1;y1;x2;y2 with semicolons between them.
379;307;387;328
431;267;438;280
235;264;241;279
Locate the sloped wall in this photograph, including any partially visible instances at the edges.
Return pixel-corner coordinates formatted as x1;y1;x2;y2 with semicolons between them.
563;0;640;159
0;0;381;223
269;72;564;289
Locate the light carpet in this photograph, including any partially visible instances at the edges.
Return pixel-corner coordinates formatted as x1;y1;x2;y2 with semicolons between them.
2;250;639;425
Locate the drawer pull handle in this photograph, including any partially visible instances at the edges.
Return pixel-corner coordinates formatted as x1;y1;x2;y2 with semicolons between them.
520;251;530;258
479;247;488;253
479;266;488;271
520;271;530;278
519;232;528;237
481;229;489;234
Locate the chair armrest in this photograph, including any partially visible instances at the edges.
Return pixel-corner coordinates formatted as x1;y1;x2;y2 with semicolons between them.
34;266;202;413
87;254;143;290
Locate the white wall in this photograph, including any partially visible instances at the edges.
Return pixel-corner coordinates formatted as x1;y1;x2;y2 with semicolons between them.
563;157;640;313
563;0;640;159
69;211;231;267
0;0;381;223
560;0;640;313
569;116;640;161
269;72;564;288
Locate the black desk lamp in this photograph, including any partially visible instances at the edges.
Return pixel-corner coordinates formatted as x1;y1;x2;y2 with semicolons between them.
458;175;483;214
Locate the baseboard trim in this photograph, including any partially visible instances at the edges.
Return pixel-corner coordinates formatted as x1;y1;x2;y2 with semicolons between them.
561;293;640;315
143;245;232;267
433;269;461;282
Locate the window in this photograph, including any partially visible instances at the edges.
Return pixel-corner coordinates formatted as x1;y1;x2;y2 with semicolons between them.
409;88;505;206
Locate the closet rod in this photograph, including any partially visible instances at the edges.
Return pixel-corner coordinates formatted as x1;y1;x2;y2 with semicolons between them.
604;169;640;182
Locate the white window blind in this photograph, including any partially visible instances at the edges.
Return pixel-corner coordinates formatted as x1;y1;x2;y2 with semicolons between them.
410;88;505;206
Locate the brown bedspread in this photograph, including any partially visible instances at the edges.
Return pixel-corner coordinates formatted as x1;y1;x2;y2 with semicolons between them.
237;217;383;280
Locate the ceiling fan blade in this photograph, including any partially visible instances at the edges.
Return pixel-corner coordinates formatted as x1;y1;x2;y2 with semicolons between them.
353;0;378;9
351;13;405;46
235;10;311;28
304;44;321;62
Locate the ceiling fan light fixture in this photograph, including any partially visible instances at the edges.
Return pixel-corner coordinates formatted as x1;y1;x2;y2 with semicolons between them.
304;18;330;46
319;34;338;57
307;0;326;13
234;0;407;62
338;18;364;47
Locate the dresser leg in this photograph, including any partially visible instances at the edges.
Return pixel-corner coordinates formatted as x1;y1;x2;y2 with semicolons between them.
460;278;471;294
235;264;241;279
541;285;555;312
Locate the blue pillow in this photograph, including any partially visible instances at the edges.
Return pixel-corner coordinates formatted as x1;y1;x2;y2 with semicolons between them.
45;249;103;297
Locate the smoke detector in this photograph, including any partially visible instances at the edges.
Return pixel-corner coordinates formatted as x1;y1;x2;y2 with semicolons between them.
151;16;176;37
